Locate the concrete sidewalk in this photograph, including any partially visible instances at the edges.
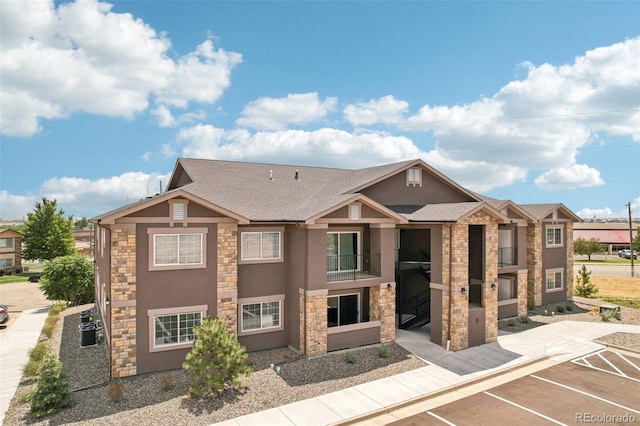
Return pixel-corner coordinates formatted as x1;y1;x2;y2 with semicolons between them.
0;307;50;425
213;321;640;426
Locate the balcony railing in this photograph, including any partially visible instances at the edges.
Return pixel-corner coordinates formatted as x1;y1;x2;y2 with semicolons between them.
498;247;517;267
326;254;381;282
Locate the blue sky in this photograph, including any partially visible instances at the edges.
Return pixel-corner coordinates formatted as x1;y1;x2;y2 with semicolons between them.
1;0;639;220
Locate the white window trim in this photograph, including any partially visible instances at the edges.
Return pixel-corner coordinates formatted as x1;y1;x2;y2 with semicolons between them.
169;199;189;225
148;227;208;271
349;203;361;221
545;225;564;248
238;227;284;264
327;229;362;272
238;294;285;336
148;305;207;352
406;167;422;187
0;238;13;249
545;268;564;293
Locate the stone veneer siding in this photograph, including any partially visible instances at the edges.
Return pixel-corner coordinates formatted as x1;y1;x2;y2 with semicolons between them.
566;222;574;301
217;224;238;334
369;283;396;343
517;270;528;316
110;225;137;378
449;222;469;350
527;223;543;307
301;289;327;356
441;225;451;347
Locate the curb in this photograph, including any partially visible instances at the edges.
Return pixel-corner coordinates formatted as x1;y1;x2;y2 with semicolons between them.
330;354;550;426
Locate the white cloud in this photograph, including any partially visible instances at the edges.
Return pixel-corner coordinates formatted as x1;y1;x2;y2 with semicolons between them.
161;144;177;158
0;191;38;220
151;105;176;128
176;124;422;169
343;95;409;126
577;196;640;219
534;164;605;190
0;0;241;137
142;152;152;162
402;37;640;190
236;93;338;130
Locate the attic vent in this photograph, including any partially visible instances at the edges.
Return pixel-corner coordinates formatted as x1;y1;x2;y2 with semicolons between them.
407;168;422;187
173;202;185;220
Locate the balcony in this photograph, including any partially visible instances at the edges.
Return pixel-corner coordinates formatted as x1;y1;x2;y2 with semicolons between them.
498;246;518;267
326;254;381;282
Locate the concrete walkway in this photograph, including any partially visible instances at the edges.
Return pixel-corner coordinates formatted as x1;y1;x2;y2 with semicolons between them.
214;321;640;426
0;307;50;425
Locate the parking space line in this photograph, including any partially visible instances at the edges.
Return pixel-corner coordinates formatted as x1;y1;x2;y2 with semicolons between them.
570;352;640;383
598;352;626;377
531;375;640;414
426;411;457;425
616;352;640;372
483;391;567;425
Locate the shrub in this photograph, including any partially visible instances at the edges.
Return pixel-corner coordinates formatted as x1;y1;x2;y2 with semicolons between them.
377;346;389;358
41;323;55;339
507;319;517;327
345;351;357;363
518;315;531;324
17;388;36;404
29;342;50;362
106;381;125;402
556;305;565;313
574;265;599;298
182;316;252;398
40;254;95;305
30;354;72;418
565;304;573;312
23;360;42;379
49;302;67;316
45;315;59;328
159;372;174;391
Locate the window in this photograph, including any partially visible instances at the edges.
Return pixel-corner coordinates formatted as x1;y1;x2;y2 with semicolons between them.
238;295;285;336
498;276;516;301
0;238;12;249
498;229;515;266
327;293;359;327
407;168;422;187
546;269;563;292
327;231;360;272
241;231;281;261
154;311;201;347
350;204;360;220
546;226;563;247
0;258;12;268
148;228;207;271
154;234;202;265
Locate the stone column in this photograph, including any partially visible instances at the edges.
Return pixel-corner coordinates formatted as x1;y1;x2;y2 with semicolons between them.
517;270;528;316
217;224;238;334
302;289;327;356
370;283;396;343
110;224;137;378
527;223;543;307
478;215;498;344
449;223;468;351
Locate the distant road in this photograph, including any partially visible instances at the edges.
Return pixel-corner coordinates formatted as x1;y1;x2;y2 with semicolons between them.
574;254;637;277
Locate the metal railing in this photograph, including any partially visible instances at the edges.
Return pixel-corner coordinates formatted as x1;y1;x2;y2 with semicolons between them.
326;253;381;282
498;246;518;267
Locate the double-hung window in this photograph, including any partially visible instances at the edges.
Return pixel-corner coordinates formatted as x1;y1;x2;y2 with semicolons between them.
0;238;12;249
148;305;206;352
497;276;516;301
0;258;12;268
546;226;563;247
238;295;285;336
546;269;563;292
239;228;283;263
148;228;207;271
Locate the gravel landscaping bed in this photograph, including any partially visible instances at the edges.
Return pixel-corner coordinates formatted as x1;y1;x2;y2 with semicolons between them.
5;297;639;425
3;305;426;425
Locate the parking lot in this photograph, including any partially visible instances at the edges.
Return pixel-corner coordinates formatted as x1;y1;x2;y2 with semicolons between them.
390;350;640;425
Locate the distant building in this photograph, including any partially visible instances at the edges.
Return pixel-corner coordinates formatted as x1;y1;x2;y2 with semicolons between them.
0;228;23;274
574;222;639;254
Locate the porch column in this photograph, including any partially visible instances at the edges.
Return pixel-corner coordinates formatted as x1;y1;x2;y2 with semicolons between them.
566;222;574;301
217;223;238;333
370;283;396;344
517;270;528;316
300;289;328;356
110;224;137;378
527;223;543;307
480;217;498;344
449;223;469;351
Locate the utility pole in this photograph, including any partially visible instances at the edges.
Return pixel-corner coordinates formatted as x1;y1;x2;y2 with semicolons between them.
628;202;635;277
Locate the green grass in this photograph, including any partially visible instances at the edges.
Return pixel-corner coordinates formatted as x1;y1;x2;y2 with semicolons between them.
574;259;633;265
0;271;42;284
600;297;640;310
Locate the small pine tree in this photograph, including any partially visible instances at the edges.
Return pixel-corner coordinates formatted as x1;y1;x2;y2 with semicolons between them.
182;316;252;398
30;354;72;418
574;265;599;298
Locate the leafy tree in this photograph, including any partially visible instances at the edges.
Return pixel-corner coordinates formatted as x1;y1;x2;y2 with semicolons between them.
40;254;94;305
633;226;640;253
574;264;599;298
30;354;72;418
22;198;75;261
573;237;603;260
183;316;252;398
73;217;89;230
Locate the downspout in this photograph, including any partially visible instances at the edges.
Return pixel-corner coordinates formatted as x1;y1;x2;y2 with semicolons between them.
446;223;453;351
